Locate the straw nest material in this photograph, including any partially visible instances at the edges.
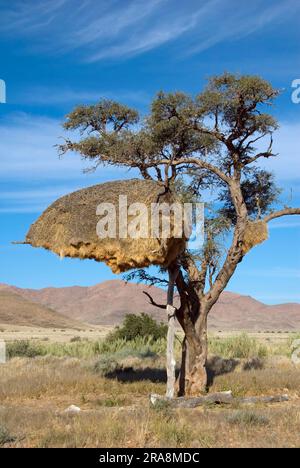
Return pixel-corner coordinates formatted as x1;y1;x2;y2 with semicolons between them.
242;220;269;254
26;179;187;273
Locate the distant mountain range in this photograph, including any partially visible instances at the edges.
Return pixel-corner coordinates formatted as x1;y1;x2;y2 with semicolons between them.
0;280;300;331
0;285;85;329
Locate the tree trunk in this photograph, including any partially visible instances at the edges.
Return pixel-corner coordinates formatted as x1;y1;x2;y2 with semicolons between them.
177;307;208;397
166;265;179;399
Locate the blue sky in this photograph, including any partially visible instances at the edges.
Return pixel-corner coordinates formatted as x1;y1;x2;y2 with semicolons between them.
0;0;299;303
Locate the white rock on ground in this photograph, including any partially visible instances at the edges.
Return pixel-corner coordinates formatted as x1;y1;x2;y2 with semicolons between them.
64;405;81;414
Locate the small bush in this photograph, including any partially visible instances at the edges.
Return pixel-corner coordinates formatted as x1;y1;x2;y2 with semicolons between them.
7;340;44;359
150;413;192;447
0;425;15;446
96;396;128;407
227;410;270;427
94;354;118;375
70;336;81;343
97;335;166;356
107;313;168;343
209;333;268;360
93;347;158;376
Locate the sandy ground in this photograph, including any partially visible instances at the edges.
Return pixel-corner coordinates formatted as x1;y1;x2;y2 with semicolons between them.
0;323;295;344
0;324;113;343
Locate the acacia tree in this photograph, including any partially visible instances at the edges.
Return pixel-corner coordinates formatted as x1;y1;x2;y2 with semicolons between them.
59;73;300;396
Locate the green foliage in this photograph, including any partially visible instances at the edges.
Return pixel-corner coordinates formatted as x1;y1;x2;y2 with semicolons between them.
106;313;168;343
0;425;15;446
97;335;166;355
63;100;139;133
93;354;119;375
58;73;283;291
93;346;158;376
5;334;175;361
6;332;277;365
7;340;45;359
70;336;81;343
197;73;279;134
226;410;270;427
209;333;268;359
59;73;279;188
150;412;192;447
219;169;281;221
96;396;127;407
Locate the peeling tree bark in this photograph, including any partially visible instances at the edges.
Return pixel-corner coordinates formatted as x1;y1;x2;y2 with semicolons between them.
166;264;179;399
177;304;208;397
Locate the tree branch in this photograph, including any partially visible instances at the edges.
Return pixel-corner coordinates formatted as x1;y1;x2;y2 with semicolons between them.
158;158;231;184
264;208;300;222
243;151;277;166
143;291;166;310
204;180;248;309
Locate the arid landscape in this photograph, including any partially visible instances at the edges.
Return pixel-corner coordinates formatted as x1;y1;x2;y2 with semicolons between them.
1;280;300;331
1;353;300;448
1;0;300;454
0;280;300;448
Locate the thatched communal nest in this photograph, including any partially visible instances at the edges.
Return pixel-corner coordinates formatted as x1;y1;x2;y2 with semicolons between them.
242;220;269;254
26;179;187;273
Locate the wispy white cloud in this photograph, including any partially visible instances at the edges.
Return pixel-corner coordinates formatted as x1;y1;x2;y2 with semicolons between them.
0;186;79;214
261;122;300;183
0;0;297;61
269;220;300;229
15;86;150;107
71;0;164;49
0;112;123;179
0;112;138;212
241;267;300;279
0;113;81;178
0;110;299;213
86;3;208;62
185;0;298;56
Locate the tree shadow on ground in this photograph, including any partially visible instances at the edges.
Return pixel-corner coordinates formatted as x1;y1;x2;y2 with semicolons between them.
105;367;169;383
105;356;264;386
206;356;264;387
206;356;239;387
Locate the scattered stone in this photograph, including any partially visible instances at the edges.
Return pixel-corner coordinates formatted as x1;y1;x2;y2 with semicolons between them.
64;405;81;414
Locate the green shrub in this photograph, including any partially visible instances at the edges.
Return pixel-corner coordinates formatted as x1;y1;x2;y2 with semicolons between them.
106;313;168;343
93;346;159;376
209;333;268;360
227;410;270;427
5;334;171;361
97;335;166;355
70;336;81;343
0;425;15;446
7;340;45;359
94;354;118;375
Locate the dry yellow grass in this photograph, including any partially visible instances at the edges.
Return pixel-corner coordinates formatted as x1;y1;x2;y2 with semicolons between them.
0;352;299;448
0;324;111;343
